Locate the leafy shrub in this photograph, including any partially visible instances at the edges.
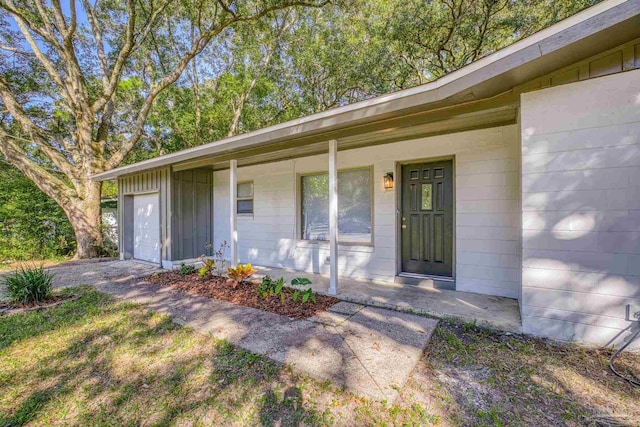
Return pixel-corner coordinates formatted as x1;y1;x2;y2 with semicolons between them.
4;265;54;304
178;263;196;275
227;263;257;283
0;162;75;261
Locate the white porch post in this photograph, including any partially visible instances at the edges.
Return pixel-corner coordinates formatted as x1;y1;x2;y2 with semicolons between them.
230;159;238;266
328;139;338;295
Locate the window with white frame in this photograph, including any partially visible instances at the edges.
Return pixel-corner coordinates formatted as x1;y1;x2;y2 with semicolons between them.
237;181;254;214
300;168;372;243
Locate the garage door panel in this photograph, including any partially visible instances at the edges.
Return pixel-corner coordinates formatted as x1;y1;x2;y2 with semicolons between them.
133;193;160;263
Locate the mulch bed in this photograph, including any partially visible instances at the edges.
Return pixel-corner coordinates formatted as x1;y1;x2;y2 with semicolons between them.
145;271;339;319
0;294;79;316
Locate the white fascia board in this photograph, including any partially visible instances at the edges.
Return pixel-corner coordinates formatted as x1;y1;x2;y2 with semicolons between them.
92;0;637;182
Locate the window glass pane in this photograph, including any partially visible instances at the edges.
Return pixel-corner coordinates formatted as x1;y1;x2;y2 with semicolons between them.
237;182;253;198
301;174;329;240
237;199;253;214
338;169;372;243
421;183;432;210
301;169;372;243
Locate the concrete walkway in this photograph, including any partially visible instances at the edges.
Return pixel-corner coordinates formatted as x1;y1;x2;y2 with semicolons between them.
2;260;521;332
255;266;522;333
2;260;438;401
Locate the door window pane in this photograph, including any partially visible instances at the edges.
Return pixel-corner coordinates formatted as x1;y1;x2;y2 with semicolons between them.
421;184;432;210
301;169;372;243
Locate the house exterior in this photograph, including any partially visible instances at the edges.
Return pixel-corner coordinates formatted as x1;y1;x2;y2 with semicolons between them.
93;0;640;349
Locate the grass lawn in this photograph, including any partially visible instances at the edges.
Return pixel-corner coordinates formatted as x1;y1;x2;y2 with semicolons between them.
0;286;638;426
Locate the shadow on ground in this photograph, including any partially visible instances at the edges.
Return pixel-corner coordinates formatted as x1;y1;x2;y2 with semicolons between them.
1;282;638;426
0;288;326;426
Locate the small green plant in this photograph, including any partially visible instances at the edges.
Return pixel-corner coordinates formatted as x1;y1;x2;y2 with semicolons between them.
291;277;316;304
227;263;257;283
462;319;478;332
198;258;216;279
258;276;316;304
291;277;312;286
198;241;229;278
178;263;196;275
4;265;54;304
258;275;285;299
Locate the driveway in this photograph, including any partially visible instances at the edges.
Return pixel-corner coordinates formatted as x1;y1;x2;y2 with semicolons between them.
1;259;438;402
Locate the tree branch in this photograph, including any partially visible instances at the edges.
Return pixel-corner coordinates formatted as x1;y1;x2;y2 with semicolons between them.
82;0;109;83
92;0;175;114
2;1;75;110
0;43;33;56
0;0;63;50
0;127;76;206
0;76;83;188
227;14;292;137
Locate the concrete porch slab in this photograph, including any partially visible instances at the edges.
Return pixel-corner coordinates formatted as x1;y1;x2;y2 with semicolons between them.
254;266;522;333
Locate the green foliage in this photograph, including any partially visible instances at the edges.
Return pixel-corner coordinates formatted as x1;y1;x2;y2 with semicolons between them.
0;161;75;261
198;258;216;279
227;263;257;283
178;263;196;275
258;276;286;299
291;277;316;304
3;265;54;304
291;277;312;287
259;276;316;304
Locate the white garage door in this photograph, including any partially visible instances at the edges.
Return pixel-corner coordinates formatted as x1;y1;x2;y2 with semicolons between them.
133;193;160;263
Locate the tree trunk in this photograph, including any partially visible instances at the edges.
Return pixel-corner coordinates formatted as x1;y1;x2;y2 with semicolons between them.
65;181;104;259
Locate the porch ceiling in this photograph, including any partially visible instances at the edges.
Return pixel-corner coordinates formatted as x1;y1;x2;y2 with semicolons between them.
173;99;518;171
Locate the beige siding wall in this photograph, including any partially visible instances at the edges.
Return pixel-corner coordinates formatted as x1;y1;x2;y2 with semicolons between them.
212;124;521;298
521;69;640;348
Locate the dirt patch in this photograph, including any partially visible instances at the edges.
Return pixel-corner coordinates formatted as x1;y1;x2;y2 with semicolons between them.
436;366;502;414
0;294;78;315
144;271;338;319
423;321;640;426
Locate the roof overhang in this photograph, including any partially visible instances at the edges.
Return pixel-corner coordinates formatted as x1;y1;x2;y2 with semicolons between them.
92;0;640;181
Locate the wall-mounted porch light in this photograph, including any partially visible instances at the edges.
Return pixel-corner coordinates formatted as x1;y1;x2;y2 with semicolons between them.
383;172;394;190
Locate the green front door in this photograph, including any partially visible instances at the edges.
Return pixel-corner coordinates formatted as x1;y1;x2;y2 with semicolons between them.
401;160;453;277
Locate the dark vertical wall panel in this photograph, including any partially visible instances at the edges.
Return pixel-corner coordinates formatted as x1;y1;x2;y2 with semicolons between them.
181;179;194;258
195;170;212;258
172;168;213;260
